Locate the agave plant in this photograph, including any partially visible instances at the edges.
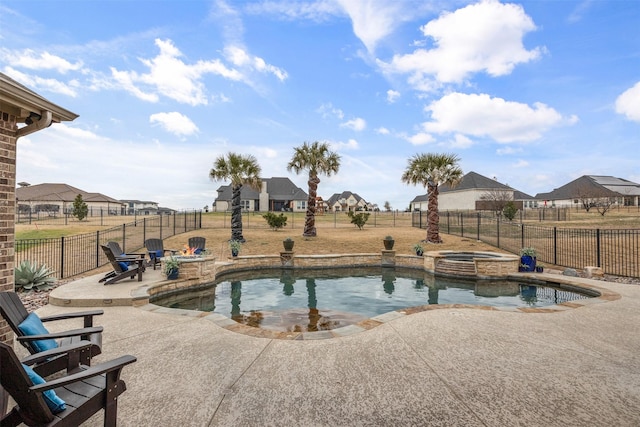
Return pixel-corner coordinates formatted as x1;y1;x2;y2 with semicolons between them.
14;260;56;291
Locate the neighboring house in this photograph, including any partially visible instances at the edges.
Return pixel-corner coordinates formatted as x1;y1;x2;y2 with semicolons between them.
409;171;534;211
16;183;124;215
1;72;78;345
535;175;640;208
325;191;372;212
120;199;160;215
212;177;308;212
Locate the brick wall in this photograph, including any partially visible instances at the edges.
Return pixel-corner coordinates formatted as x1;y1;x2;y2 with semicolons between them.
0;109;17;345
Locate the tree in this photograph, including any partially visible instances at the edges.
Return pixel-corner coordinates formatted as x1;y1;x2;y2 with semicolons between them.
384;201;392;211
401;153;463;243
72;194;88;221
479;188;513;216
209;152;262;242
263;212;288;230
503;201;518;221
287;141;341;237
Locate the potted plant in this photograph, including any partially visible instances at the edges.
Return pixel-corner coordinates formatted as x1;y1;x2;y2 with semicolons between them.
162;256;181;280
413;243;424;256
519;247;537;272
535;263;544;273
283;237;294;251
229;240;242;257
383;235;395;250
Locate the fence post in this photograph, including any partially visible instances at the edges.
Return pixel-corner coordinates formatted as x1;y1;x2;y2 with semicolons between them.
460;212;464;237
96;230;100;269
521;223;525;248
496;217;500;248
596;228;601;268
60;236;65;279
553;227;557;266
477;212;480;241
122;224;126;252
173;213;176;236
143;218;147;243
100;208;103;226
447;211;450;233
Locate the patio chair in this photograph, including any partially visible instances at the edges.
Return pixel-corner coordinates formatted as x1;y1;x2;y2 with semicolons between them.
0;341;136;427
188;236;206;254
0;291;103;377
105;241;146;261
144;238;176;270
99;245;145;286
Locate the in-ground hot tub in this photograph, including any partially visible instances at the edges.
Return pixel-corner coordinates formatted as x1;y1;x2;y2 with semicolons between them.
423;251;520;277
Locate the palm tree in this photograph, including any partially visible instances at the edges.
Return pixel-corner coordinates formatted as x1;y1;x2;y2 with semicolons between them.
209;152;261;242
401;153;463;243
287;141;340;237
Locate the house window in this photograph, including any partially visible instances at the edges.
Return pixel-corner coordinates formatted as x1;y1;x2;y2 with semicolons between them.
296;200;306;210
240;200;250;210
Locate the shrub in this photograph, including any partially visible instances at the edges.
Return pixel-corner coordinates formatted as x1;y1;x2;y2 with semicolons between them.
503;201;518;221
15;260;56;292
262;212;288;231
347;211;370;230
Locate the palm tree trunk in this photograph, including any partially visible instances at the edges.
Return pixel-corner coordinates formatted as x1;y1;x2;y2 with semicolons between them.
303;174;320;237
231;184;245;242
427;182;442;243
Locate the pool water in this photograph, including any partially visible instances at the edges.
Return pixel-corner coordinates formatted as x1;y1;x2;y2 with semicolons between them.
152;267;591;332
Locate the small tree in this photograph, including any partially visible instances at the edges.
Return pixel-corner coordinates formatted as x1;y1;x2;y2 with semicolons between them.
346;211;370;230
72;194;88;221
503;201;518;221
384;201;392;212
263;212;288;231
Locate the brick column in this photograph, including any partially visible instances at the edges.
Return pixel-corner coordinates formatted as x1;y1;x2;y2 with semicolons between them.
0;109;17;345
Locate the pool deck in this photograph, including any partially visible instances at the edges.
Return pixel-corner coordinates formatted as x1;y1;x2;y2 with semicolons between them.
28;268;640;426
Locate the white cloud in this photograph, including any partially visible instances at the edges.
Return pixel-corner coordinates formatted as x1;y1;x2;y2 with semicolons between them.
330;138;359;151
317;103;344;119
149;112;198;136
615;81;640;122
449;133;473;148
110;38;254;106
422;92;573;143
3;67;78;97
0;48;83;73
340;117;367;131
513;159;530;168
378;0;542;90
406;132;435;145
244;0;342;22
386;89;400;103
223;45;288;81
375;127;390;135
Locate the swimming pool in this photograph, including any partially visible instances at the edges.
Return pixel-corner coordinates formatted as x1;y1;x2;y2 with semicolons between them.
151;267;592;332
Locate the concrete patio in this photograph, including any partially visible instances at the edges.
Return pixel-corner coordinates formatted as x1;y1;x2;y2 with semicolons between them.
28;266;640;426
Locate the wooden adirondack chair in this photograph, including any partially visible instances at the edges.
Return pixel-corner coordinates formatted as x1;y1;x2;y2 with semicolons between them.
144;238;175;270
99;245;145;286
0;291;102;377
0;341;136;427
187;237;206;254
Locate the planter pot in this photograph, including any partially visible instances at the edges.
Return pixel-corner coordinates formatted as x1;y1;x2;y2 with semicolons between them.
383;239;395;250
415;250;424;256
520;255;536;272
166;268;179;280
283;240;294;251
231;249;239;257
535;266;544;273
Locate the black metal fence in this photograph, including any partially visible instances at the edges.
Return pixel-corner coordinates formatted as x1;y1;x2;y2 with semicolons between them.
15;211;202;279
413;211;639;278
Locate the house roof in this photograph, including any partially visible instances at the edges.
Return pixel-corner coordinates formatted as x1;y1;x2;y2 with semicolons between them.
326;191;367;205
0;72;78;124
534;175;638;200
439;171;512;193
215;177;307;201
16;183;123;204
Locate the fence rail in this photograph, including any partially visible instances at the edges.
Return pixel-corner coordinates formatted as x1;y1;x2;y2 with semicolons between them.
413;211;640;278
15;211;202;279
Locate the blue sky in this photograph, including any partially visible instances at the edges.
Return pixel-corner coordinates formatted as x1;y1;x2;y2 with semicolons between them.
1;0;638;211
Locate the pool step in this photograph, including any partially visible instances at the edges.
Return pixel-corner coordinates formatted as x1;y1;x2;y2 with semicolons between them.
435;259;477;276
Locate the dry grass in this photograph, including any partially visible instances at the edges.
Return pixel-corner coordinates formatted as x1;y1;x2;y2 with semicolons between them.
162;227;507;259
